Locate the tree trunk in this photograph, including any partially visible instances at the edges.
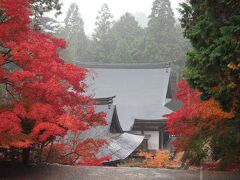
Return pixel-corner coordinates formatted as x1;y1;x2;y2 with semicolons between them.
22;148;30;165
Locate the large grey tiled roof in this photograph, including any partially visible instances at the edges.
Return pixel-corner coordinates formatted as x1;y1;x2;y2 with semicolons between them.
84;63;173;131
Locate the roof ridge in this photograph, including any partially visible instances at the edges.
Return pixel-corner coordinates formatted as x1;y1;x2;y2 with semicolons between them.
76;62;173;69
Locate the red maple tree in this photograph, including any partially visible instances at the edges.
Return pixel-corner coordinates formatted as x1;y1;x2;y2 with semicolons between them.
165;81;236;170
165;81;233;149
0;0;108;165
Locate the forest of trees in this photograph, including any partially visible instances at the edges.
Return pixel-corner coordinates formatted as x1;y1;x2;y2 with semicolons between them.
38;0;190;79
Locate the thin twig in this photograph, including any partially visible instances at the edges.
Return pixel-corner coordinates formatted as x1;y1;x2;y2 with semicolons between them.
5;83;17;101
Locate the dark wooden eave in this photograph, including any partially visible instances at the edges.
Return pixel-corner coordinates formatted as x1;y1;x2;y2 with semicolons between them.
131;119;167;131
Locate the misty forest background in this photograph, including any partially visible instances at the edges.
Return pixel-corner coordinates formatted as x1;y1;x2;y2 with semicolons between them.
37;1;190;81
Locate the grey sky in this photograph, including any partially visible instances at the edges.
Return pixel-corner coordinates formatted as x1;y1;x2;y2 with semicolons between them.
54;0;185;33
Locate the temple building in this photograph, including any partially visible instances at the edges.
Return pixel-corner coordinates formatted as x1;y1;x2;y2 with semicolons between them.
78;62;176;162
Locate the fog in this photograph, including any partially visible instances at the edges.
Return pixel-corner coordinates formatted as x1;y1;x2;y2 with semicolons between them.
50;0;185;34
42;0;190;80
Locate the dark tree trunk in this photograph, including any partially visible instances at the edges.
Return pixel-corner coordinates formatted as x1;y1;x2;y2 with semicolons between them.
22;148;30;165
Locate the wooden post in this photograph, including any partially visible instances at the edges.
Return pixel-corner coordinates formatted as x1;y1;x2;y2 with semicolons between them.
161;131;164;149
159;130;164;149
141;126;144;135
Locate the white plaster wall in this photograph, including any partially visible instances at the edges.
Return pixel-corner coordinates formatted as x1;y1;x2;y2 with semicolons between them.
144;131;159;150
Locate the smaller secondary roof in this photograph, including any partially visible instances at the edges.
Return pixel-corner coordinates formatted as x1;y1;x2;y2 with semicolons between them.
79;97;144;162
98;133;144;162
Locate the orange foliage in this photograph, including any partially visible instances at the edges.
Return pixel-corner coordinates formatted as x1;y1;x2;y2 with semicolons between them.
199;99;234;128
164;81;234;151
164;81;240;171
137;150;181;168
0;133;33;148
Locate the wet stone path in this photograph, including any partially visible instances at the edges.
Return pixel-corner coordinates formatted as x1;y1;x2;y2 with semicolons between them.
0;164;239;180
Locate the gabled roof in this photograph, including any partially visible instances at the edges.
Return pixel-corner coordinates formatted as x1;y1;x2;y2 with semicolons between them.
84;62;173;131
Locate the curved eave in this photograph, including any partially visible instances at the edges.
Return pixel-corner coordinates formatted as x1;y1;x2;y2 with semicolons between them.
110;106;124;133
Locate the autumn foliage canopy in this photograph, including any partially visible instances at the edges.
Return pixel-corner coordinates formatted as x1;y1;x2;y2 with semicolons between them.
0;0;108;165
165;81;240;171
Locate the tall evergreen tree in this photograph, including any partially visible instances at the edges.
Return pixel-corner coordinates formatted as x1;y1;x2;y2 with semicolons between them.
146;0;179;62
93;3;113;42
180;0;240;170
92;3;114;62
110;13;142;45
148;0;175;26
109;13;143;63
181;0;240;110
130;33;148;62
61;3;88;63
